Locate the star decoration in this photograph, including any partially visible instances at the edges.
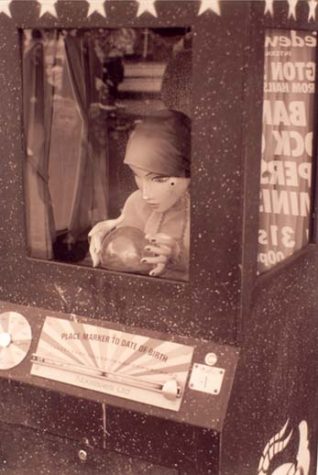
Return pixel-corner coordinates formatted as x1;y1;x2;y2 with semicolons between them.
287;0;298;19
198;0;221;16
308;0;317;20
136;0;157;17
264;0;274;16
0;0;12;17
86;0;106;17
38;0;58;17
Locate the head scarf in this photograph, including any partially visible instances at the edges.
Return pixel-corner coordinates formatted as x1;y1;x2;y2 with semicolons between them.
124;109;191;177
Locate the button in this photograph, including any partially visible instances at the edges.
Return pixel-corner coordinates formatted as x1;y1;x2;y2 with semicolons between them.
204;352;218;366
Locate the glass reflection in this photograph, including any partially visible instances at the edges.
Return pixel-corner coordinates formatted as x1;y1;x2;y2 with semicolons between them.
23;28;191;281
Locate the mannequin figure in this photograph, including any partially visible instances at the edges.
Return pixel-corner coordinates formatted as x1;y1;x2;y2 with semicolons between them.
89;109;191;280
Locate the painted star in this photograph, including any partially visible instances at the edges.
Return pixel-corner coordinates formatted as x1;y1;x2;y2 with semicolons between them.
136;0;157;17
308;0;317;20
198;0;221;16
38;0;58;17
264;0;274;16
0;0;12;17
287;0;298;19
86;0;106;17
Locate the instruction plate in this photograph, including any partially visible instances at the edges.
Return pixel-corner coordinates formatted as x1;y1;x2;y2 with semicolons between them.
31;317;194;411
188;363;225;395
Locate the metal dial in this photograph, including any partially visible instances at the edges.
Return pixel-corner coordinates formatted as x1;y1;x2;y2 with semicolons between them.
0;312;32;369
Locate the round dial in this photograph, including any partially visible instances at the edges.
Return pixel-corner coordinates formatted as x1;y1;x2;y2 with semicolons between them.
0;312;32;369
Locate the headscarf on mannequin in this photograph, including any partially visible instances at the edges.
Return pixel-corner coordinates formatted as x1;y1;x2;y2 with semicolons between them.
124;109;191;178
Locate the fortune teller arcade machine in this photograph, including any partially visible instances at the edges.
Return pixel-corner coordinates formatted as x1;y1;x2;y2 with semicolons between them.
0;1;317;474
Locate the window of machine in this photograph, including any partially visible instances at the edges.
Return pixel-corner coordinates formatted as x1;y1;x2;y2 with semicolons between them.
257;29;316;273
22;27;191;282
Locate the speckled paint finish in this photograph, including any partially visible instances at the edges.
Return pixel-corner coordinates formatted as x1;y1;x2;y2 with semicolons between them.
0;1;317;474
0;1;245;344
220;4;318;474
0;420;179;474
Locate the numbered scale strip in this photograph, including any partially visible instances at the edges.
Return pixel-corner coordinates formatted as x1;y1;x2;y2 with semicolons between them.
31;354;182;401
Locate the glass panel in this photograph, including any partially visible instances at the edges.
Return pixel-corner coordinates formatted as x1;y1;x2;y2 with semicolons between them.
22;28;192;282
257;29;316;273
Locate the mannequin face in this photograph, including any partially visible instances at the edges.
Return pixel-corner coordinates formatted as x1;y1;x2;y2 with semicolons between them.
129;165;190;213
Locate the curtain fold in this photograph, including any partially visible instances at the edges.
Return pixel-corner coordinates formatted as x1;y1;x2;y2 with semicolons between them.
23;36;55;259
24;30;109;260
64;35;108;240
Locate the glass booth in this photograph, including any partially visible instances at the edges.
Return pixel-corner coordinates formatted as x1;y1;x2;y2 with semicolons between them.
0;1;317;474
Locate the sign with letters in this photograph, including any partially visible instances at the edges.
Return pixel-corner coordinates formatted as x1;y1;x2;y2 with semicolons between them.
31;317;194;411
258;30;316;273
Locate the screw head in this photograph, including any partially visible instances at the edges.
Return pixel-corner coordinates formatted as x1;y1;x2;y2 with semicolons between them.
78;449;88;462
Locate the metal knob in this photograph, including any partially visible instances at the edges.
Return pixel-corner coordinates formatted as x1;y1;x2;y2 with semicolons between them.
162;379;181;400
78;449;88;463
0;332;11;348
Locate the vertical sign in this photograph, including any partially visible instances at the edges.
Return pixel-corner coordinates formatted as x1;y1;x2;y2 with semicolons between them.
258;30;316;273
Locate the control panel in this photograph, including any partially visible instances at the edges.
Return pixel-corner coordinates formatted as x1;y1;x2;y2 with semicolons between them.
0;301;239;431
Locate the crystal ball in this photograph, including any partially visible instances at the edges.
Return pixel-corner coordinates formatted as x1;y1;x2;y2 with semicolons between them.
100;226;152;274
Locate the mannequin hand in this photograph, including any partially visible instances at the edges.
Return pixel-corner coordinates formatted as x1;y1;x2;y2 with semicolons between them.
141;233;181;277
88;214;125;267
